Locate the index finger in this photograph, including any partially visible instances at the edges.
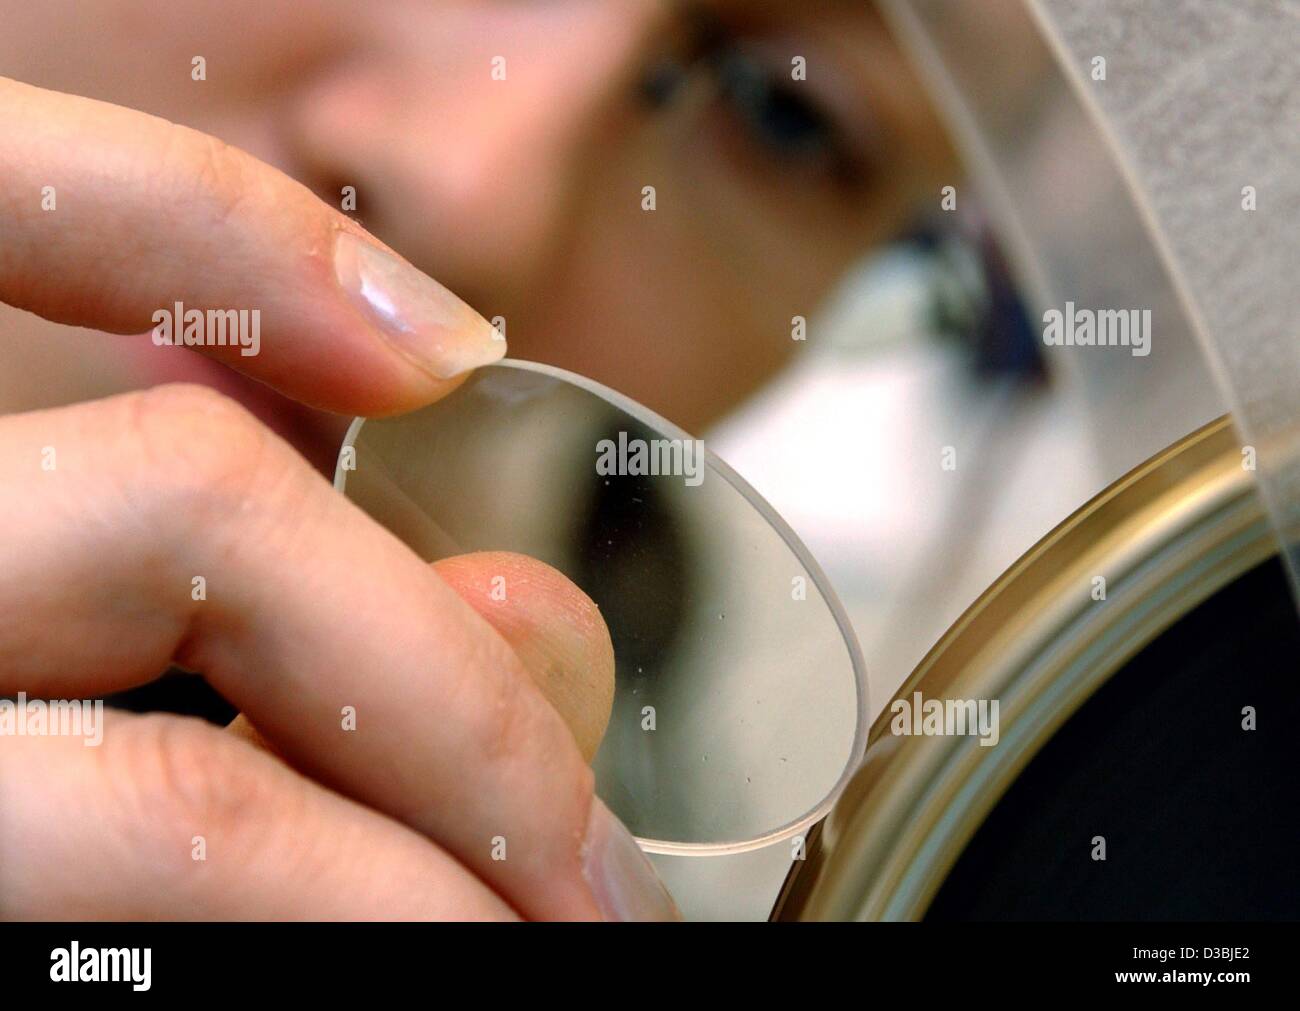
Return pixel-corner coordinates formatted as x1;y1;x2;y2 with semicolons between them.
0;76;503;415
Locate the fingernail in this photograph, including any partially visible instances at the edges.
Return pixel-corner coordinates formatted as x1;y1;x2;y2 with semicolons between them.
582;797;681;921
333;231;504;379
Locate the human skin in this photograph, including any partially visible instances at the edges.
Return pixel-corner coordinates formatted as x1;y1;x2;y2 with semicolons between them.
0;0;954;920
0;0;955;444
0;78;666;921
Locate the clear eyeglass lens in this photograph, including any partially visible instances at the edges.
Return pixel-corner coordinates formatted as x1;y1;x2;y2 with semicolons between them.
335;360;867;854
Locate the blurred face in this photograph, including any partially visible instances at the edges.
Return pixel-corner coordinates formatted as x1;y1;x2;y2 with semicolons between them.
0;0;953;438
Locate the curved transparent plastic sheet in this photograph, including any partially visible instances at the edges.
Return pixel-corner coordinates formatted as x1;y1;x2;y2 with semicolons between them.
1030;0;1300;608
334;360;869;854
882;0;1300;610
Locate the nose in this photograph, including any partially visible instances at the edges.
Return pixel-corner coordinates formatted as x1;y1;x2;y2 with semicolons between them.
285;0;669;312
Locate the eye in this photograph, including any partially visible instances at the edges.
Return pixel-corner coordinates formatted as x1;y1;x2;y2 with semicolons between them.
713;49;836;161
633;12;876;190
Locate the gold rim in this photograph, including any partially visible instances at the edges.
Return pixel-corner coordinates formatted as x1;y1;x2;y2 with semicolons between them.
776;415;1273;920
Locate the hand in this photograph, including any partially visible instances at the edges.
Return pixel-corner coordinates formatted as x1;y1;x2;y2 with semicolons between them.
0;77;677;921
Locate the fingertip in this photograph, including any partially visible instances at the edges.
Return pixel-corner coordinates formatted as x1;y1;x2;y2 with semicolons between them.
432;552;615;762
331;230;506;383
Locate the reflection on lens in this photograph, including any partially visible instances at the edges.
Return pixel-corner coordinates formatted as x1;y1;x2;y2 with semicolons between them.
335;360;868;854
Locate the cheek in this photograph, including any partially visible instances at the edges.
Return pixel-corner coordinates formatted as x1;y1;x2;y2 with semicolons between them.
519;218;798;431
514;124;883;427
